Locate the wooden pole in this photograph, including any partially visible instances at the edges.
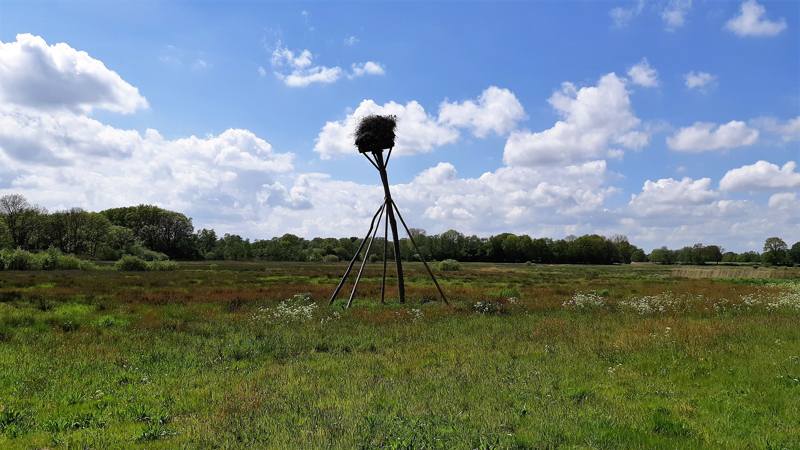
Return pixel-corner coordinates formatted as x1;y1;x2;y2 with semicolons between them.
347;202;385;308
328;202;385;305
373;150;405;303
380;207;388;304
390;199;448;304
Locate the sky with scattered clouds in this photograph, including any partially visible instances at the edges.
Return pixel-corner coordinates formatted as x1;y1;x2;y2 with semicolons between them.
0;1;798;251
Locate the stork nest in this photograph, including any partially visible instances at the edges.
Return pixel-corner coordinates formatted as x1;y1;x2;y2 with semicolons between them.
355;115;396;153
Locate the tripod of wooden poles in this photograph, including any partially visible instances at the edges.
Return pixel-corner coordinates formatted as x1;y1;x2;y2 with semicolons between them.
328;148;448;308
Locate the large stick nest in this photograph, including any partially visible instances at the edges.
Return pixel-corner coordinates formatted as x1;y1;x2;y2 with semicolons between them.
355;115;396;153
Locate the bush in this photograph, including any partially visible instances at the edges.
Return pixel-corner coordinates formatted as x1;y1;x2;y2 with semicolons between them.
322;254;339;263
55;253;93;270
437;259;461;271
2;249;35;270
147;260;179;271
0;249;93;271
130;245;168;261
116;255;149;271
0;249;48;270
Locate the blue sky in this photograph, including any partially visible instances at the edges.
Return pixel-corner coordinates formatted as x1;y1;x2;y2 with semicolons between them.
0;0;798;251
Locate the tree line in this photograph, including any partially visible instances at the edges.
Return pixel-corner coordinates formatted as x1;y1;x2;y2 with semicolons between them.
1;194;798;266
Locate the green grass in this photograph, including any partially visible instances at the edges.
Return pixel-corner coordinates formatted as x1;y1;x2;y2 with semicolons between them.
0;262;798;448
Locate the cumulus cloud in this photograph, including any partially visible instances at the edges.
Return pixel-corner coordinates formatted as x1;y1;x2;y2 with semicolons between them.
0;33;148;114
314;99;459;159
684;71;716;90
438;86;526;138
315;85;526;160
503;73;647;166
662;0;692;30
349;61;385;78
720;160;800;191
768;192;798;210
0;104;294;221
627;58;659;87
629;177;720;217
725;0;787;37
667;120;758;152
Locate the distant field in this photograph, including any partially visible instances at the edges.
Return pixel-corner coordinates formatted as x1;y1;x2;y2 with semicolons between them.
1;262;799;448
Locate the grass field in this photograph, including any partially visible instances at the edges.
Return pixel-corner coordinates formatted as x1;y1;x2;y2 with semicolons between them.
1;262;799;449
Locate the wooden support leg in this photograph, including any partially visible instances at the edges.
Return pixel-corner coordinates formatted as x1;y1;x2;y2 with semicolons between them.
328;202;385;305
347;203;385;308
380;208;388;304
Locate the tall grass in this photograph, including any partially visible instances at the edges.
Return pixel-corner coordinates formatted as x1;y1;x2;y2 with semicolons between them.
0;262;798;448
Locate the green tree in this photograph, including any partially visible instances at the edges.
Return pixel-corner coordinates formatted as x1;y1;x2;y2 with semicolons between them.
630;248;647;262
762;237;788;266
102;205;196;258
0;217;11;249
196;228;218;258
790;241;800;265
650;247;675;264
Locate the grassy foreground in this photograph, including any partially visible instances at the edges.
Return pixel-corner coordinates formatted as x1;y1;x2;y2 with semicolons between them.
0;262;799;449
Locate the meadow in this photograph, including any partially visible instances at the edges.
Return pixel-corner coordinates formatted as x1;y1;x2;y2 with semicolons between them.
0;261;798;449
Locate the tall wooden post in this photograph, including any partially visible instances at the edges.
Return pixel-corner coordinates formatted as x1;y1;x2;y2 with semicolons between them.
373;150;405;303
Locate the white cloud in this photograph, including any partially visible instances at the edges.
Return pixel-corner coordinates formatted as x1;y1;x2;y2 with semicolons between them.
725;0;787;37
314;86;525;159
349;61;385;78
768;192;798;210
413;162;458;185
752;116;800;142
610;0;645;27
280;66;343;88
662;0;692;30
270;43;341;87
684;71;716;90
257;66;267;77
629;177;718;215
627;58;659;87
343;36;359;46
314;99;459;159
271;45;313;69
270;42;385;87
720;160;800;191
0;33;148;114
0;106;294;221
503;73;646;166
667;120;758;152
438;86;526;138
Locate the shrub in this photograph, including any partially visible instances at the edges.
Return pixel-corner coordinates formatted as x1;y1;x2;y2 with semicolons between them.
322;254;339;263
147;260;179;271
116;255;149;271
0;249;94;271
55;253;93;270
2;249;35;270
130;245;168;261
438;259;461;271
